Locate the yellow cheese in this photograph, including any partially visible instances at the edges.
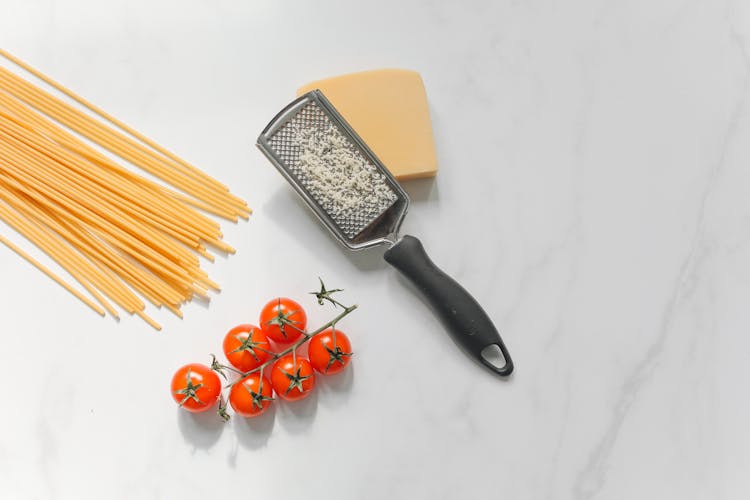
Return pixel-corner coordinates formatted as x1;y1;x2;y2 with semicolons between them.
296;69;438;180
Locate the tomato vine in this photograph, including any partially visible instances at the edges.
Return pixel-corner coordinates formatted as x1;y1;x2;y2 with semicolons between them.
208;278;356;421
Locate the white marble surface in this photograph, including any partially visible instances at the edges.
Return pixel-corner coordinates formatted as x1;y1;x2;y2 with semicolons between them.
1;0;750;498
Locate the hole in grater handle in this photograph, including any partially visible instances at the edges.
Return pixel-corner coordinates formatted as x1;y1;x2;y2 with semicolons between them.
480;344;513;376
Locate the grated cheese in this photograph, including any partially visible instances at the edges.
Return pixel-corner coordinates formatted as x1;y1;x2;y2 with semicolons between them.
290;110;398;238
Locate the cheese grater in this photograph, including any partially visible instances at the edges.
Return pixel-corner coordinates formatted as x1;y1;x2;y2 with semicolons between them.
257;90;513;376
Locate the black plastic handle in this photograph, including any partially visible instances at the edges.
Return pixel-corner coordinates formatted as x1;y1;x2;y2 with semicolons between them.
384;235;513;376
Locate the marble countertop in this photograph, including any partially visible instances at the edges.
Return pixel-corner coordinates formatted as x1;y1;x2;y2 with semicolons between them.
2;0;750;498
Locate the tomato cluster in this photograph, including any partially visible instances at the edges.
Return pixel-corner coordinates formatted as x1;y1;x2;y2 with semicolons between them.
171;287;354;421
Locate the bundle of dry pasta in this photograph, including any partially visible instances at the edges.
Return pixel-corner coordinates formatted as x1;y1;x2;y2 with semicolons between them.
0;49;249;329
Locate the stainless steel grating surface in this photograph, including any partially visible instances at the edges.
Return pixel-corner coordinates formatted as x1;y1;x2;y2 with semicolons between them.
266;102;398;239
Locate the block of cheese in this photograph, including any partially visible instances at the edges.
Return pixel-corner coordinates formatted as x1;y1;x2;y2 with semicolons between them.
296;69;438;180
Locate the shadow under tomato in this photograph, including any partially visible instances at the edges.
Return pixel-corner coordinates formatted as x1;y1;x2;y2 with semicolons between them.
275;386;319;435
316;363;354;410
177;404;225;450
232;403;276;451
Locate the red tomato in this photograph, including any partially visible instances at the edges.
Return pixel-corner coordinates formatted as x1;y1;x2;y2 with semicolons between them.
308;328;352;374
229;373;274;418
259;297;307;343
271;354;315;401
171;363;222;413
222;324;272;372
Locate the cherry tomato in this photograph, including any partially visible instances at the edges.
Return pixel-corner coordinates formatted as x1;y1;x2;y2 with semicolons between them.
229;373;274;418
308;328;353;374
271;354;315;401
222;324;272;372
171;363;222;413
259;297;307;344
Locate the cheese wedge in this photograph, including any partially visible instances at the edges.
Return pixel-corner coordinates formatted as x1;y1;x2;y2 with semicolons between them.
297;69;438;180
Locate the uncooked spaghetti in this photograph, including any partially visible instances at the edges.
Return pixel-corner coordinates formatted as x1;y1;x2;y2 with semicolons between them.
0;49;249;329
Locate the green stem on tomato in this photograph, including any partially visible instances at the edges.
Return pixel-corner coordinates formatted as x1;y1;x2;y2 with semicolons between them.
220;364;245;376
210;354;246;380
332;299;348;309
225;304;358;388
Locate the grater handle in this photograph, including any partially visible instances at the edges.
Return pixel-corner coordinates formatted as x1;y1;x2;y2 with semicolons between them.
384;235;514;377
